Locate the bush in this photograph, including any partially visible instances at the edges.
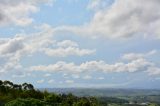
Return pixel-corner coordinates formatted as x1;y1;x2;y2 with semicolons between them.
5;98;46;106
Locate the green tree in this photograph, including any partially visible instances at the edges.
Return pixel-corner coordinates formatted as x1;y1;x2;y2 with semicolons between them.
5;98;46;106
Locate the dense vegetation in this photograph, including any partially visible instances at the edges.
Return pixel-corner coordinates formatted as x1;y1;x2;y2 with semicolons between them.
0;80;98;106
0;80;160;106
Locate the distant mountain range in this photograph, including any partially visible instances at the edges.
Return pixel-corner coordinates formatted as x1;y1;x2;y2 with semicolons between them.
39;88;160;97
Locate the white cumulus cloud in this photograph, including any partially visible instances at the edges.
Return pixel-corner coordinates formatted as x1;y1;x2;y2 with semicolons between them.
0;0;54;26
37;79;44;84
57;0;160;39
42;47;95;57
30;58;153;74
122;50;157;61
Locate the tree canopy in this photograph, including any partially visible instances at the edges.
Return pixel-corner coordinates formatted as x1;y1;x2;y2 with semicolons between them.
0;80;98;106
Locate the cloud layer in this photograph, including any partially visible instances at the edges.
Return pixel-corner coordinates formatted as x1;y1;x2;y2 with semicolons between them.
0;25;95;73
30;51;160;76
0;0;160;88
58;0;160;39
0;0;53;26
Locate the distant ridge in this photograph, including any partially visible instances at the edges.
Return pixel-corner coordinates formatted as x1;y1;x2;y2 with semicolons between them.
39;88;160;97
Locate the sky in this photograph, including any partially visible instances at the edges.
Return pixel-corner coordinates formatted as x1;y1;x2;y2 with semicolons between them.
0;0;160;89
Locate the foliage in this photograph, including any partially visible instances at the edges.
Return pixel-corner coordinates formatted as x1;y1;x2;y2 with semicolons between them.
0;80;99;106
0;80;160;106
5;98;46;106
